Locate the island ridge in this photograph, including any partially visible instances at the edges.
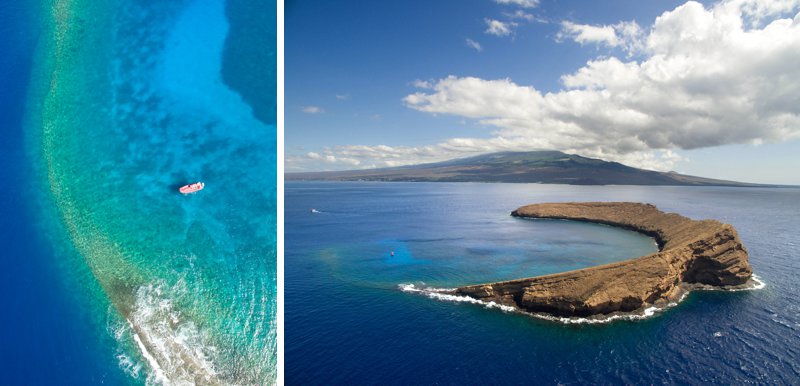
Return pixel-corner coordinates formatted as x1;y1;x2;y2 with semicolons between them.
452;202;754;318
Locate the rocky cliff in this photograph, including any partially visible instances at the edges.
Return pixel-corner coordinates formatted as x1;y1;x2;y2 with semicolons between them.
453;202;753;317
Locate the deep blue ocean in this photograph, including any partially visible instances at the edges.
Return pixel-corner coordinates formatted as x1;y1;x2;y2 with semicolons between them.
0;156;128;385
286;181;800;385
0;2;129;384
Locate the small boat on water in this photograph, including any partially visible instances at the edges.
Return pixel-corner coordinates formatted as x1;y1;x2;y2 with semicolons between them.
179;182;204;194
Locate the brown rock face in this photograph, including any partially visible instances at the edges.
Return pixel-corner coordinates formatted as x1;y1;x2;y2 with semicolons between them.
454;202;753;317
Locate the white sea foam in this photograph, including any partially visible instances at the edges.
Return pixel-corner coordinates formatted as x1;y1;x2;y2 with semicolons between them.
685;274;766;292
741;274;766;290
397;280;738;325
398;283;455;293
400;284;519;314
425;291;517;313
529;305;667;325
131;321;171;386
116;352;143;379
122;279;223;386
539;276;768;324
114;273;276;385
752;274;767;289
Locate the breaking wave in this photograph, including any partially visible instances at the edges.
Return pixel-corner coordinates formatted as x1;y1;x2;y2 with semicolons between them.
400;283;516;312
399;275;766;325
110;278;220;386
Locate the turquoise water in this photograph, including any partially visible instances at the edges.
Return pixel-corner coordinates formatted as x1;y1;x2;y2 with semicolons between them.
286;182;796;384
22;0;276;384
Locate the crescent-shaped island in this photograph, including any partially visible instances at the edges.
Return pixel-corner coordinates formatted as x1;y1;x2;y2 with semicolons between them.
447;202;755;318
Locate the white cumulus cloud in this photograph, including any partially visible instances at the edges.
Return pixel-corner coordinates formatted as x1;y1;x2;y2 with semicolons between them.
485;19;518;36
412;79;433;89
402;1;800;167
290;0;800;172
558;21;619;46
558;20;644;54
301;106;325;114
301;151;361;166
504;10;546;22
466;38;483;51
493;0;539;8
725;0;800;25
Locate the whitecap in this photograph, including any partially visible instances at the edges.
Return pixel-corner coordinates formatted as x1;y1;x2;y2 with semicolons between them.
124;279;222;386
399;282;697;324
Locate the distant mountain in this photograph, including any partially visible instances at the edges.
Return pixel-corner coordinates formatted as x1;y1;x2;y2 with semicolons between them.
285;151;770;186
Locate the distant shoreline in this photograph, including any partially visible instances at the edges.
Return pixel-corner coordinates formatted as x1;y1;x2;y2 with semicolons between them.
285;151;789;187
285;178;796;188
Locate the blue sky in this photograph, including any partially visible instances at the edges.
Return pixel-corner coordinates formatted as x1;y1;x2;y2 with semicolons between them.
285;0;800;184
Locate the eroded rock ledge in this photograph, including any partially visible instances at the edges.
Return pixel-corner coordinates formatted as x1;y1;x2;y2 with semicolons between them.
453;202;753;317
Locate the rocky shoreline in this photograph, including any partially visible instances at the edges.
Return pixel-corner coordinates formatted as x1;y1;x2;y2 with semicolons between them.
450;202;753;318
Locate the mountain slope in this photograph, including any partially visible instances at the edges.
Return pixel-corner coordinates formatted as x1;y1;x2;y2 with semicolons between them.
285;151;768;186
